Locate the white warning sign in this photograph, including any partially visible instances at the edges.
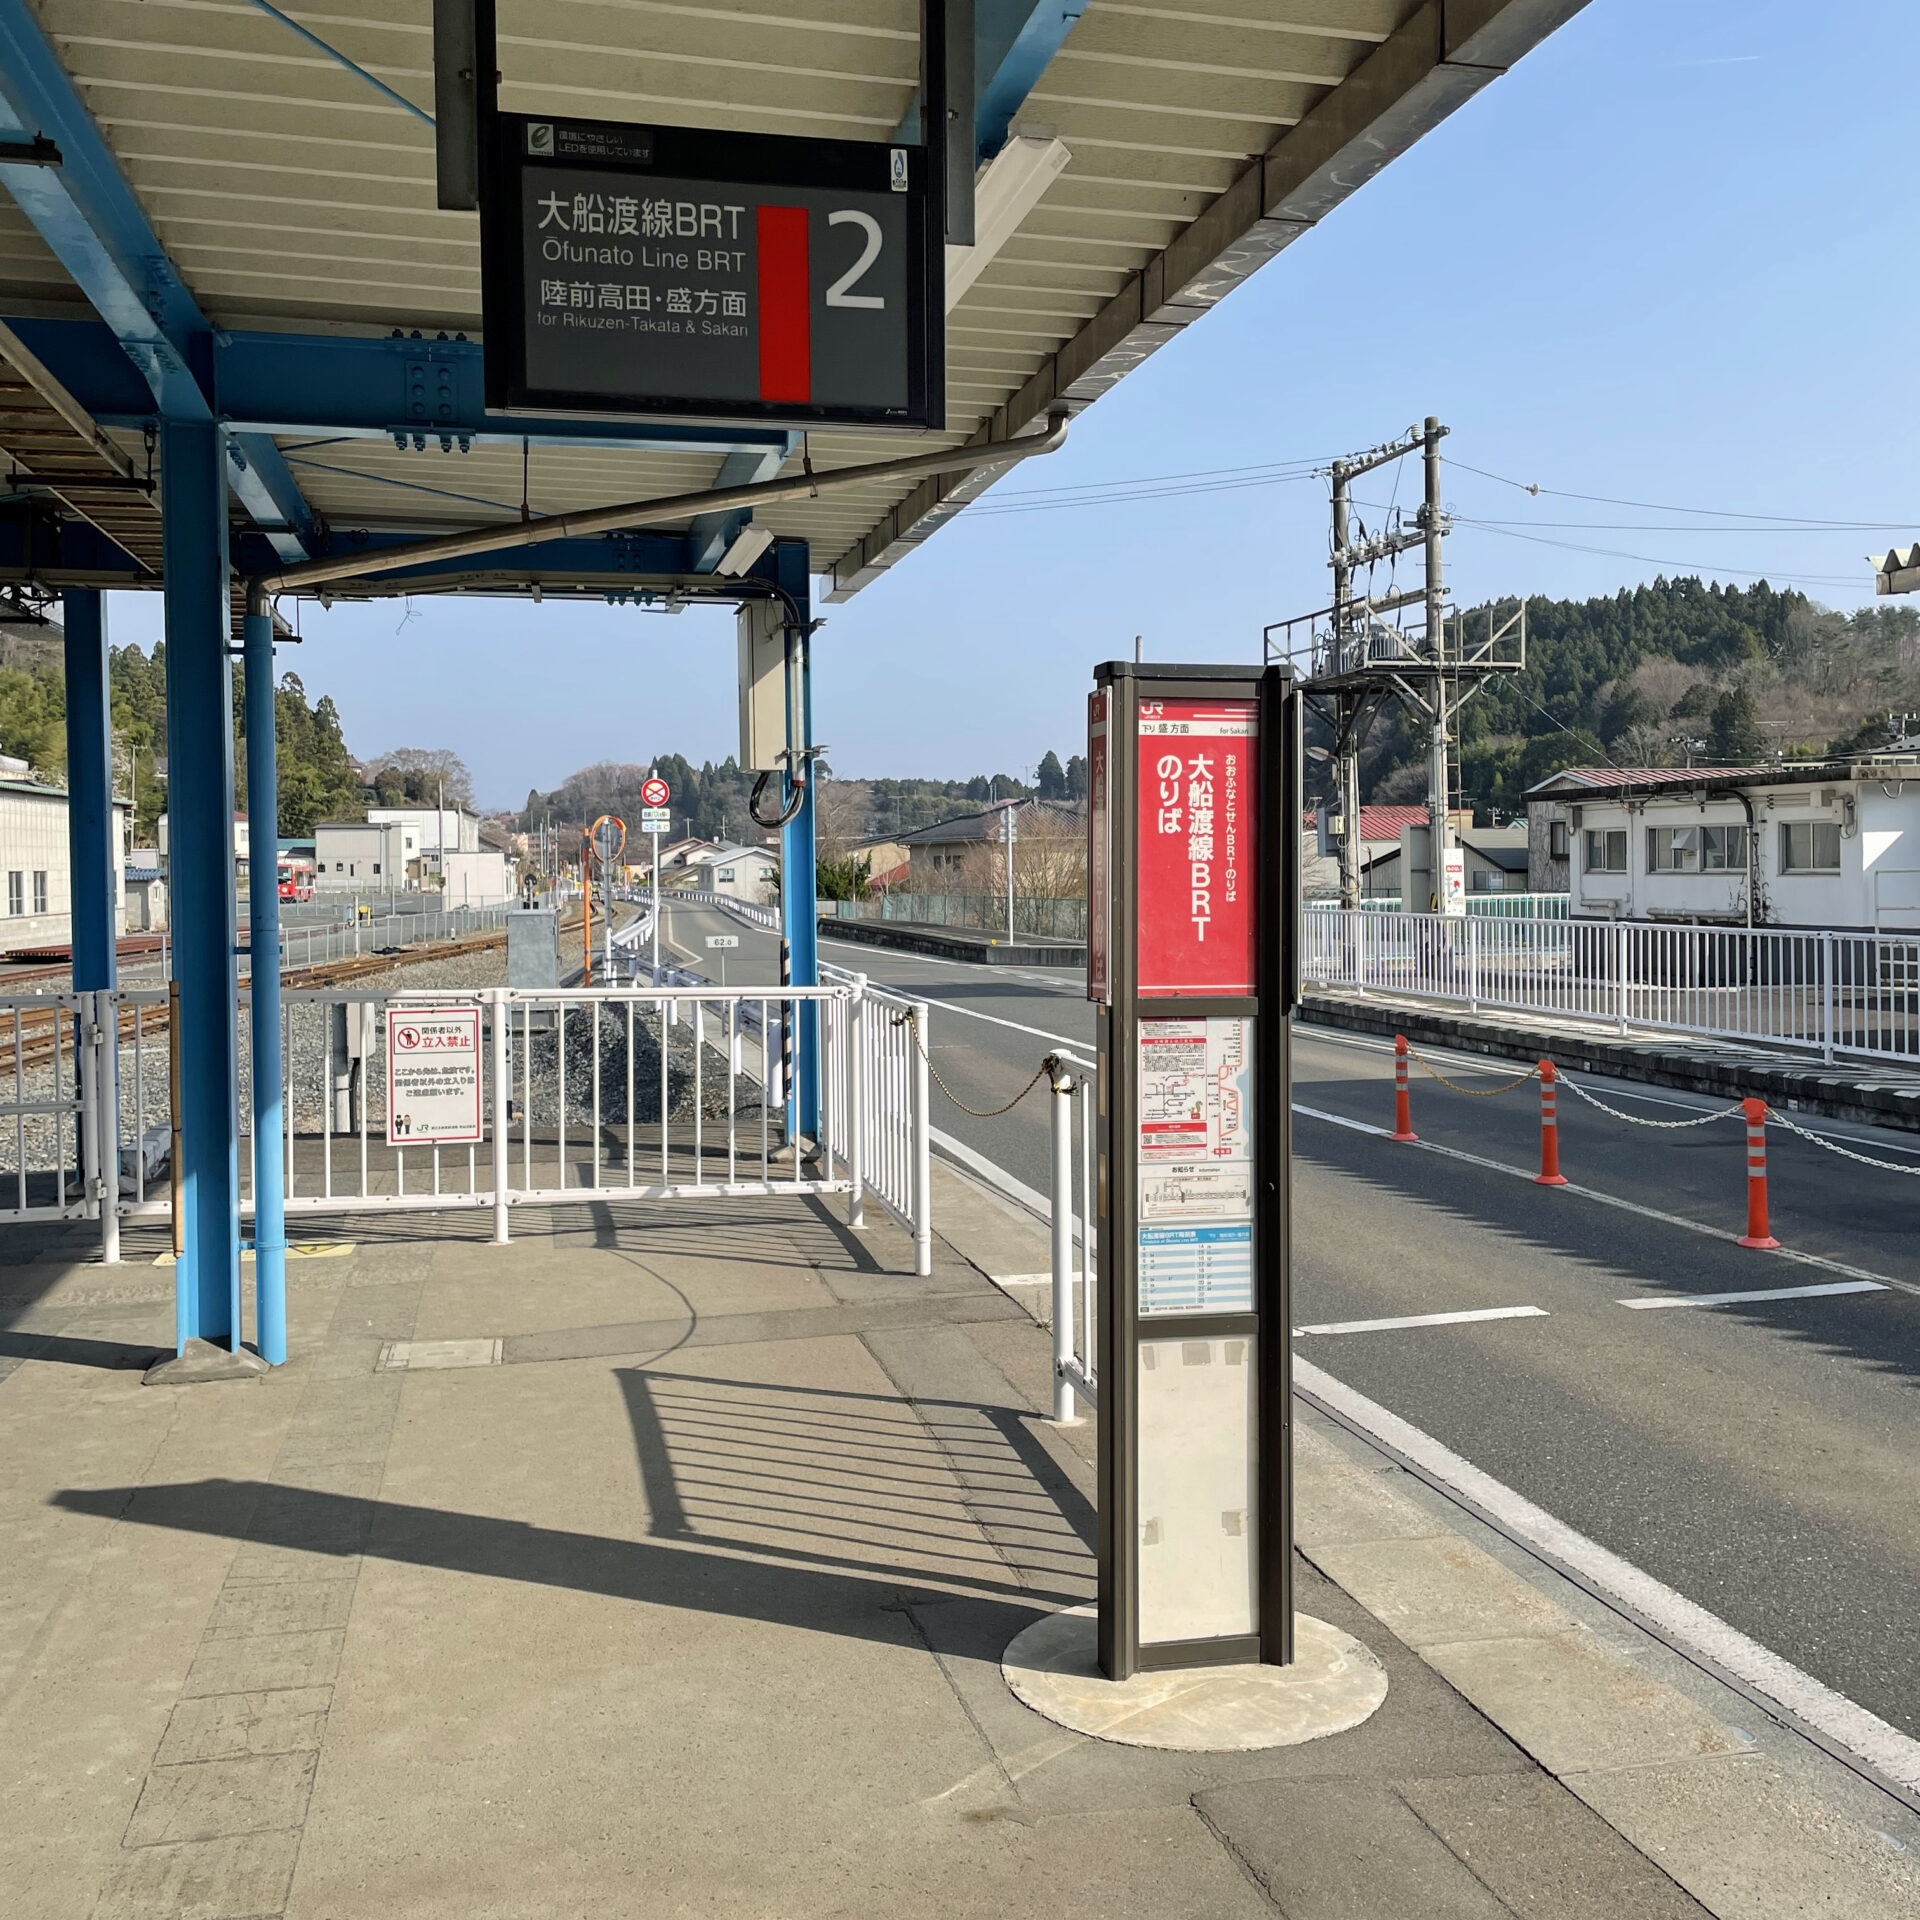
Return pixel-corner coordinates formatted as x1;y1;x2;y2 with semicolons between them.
386;1005;483;1145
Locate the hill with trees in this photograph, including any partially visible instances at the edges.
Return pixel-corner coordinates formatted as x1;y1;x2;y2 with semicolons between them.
0;632;414;840
1340;578;1920;819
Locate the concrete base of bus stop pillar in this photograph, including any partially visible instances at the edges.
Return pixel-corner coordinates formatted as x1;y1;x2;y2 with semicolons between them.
1002;1605;1389;1750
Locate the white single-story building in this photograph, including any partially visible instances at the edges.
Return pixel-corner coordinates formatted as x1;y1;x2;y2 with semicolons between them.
313;820;408;889
0;776;129;954
676;843;779;904
366;805;480;884
1526;759;1920;929
438;848;513;906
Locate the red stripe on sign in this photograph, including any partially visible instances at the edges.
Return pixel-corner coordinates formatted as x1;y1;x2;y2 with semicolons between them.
757;206;810;403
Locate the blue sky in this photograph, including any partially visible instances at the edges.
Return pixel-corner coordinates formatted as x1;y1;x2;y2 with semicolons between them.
105;0;1920;809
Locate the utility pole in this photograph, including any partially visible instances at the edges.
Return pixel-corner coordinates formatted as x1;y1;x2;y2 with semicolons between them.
1270;416;1524;916
1329;457;1364;911
1422;417;1452;912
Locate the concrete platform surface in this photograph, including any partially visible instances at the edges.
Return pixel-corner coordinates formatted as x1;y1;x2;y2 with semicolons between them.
0;1183;1913;1919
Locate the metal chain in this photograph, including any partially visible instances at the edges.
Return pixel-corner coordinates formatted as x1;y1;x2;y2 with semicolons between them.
893;1009;1056;1118
1763;1105;1920;1176
1556;1076;1744;1128
1409;1048;1538;1097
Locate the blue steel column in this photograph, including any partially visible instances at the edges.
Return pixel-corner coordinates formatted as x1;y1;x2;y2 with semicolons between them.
243;601;286;1363
61;589;117;992
775;541;819;1139
162;418;241;1351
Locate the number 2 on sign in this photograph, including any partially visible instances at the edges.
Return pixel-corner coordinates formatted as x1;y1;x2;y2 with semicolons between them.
826;211;884;309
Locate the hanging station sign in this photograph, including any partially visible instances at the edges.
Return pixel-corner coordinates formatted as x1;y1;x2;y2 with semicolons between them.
481;114;943;430
1089;661;1300;1682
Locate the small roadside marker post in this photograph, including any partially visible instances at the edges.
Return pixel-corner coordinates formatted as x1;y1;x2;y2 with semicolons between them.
1392;1034;1417;1142
1738;1097;1781;1249
1535;1060;1568;1186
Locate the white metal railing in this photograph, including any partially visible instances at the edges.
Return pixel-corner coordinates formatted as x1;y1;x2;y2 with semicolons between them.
0;978;933;1268
0;992;105;1228
1305;905;1920;1066
267;902;513;974
661;887;780;931
1047;1049;1098;1421
820;962;932;1274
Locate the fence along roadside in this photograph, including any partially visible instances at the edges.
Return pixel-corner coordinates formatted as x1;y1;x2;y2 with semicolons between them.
1304;905;1920;1066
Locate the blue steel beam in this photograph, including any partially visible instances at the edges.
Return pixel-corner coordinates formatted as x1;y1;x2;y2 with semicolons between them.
161;417;242;1353
687;445;795;572
772;539;819;1140
228;433;318;564
7;318;796;459
0;1;322;552
975;2;1087;162
897;3;1085;162
0;0;205;417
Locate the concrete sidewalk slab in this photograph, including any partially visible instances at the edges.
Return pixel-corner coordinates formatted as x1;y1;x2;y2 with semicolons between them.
2;1170;1916;1919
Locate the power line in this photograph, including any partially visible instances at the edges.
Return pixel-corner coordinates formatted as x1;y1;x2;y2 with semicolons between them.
1442;455;1912;530
1451;518;1866;590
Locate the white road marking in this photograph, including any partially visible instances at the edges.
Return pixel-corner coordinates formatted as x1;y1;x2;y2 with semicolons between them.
1294;1305;1548;1336
1620;1280;1888;1310
1294;1353;1920;1794
1290;1100;1920;1300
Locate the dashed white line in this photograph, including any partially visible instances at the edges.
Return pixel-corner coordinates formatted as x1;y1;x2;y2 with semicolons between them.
1290;1099;1920;1300
1294;1305;1548;1336
1620;1280;1888;1310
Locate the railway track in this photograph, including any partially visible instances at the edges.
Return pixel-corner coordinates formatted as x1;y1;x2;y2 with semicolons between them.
0;928;510;1080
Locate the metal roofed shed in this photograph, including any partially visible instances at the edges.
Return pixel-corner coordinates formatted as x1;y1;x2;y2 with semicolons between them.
0;0;1593;1363
1526;758;1920;931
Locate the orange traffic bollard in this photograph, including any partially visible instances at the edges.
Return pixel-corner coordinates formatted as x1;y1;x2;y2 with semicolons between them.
1535;1060;1568;1186
1391;1034;1418;1141
1737;1097;1780;1249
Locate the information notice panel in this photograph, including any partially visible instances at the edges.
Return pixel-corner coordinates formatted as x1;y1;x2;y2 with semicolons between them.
1093;661;1298;1683
385;1006;483;1146
482;114;942;429
1137;1016;1253;1316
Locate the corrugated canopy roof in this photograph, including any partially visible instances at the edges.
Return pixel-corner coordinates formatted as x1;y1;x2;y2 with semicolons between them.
0;0;1589;599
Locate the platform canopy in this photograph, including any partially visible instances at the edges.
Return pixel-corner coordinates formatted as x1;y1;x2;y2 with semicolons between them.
0;0;1586;604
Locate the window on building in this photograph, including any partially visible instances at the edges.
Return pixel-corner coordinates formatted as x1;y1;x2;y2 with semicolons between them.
1583;829;1628;874
1549;819;1569;860
31;871;46;914
1780;821;1841;873
1649;826;1699;872
1702;825;1748;871
6;870;21;916
373;863;382;875
718;868;736;883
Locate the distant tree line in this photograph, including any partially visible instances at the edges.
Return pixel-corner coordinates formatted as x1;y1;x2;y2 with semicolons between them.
1328;577;1920;820
0;635;449;842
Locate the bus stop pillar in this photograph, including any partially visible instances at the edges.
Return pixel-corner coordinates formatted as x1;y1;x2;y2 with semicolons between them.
62;589;117;993
159;418;243;1358
244;599;287;1364
775;540;820;1143
63;588;118;1262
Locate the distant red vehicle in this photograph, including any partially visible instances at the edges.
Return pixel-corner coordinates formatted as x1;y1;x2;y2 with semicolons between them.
277;856;315;902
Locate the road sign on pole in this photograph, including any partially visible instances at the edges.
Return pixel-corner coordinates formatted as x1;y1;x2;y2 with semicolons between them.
706;931;738;988
1089;660;1299;1683
639;807;672;834
641;777;670;808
